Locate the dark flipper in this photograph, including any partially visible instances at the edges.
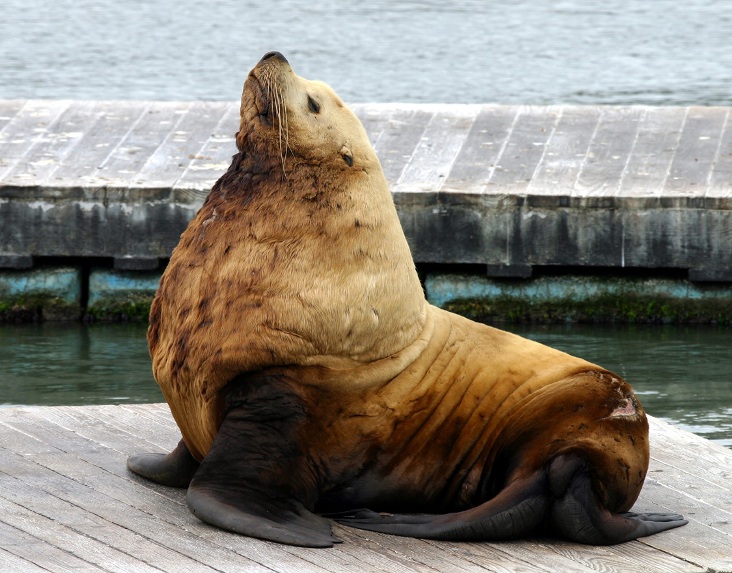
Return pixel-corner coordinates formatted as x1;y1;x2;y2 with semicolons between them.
186;375;340;548
547;455;687;544
335;454;687;544
127;439;200;488
187;478;337;548
333;474;549;541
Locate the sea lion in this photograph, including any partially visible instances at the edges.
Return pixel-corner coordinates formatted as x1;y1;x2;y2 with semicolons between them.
127;51;687;548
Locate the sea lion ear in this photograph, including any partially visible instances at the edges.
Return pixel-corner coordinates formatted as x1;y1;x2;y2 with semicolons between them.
340;145;353;167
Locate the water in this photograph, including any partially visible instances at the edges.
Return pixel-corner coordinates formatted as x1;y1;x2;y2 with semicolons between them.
0;322;729;447
1;1;731;105
0;323;162;407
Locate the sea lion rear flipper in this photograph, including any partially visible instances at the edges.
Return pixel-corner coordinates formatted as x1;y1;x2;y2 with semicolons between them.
335;455;687;544
546;454;687;544
185;375;340;548
333;474;549;541
127;439;200;488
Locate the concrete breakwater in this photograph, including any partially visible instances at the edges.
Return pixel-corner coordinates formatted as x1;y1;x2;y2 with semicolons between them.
1;100;731;323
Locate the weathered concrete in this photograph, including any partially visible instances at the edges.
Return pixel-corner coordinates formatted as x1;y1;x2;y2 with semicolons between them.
1;100;731;321
1;100;730;278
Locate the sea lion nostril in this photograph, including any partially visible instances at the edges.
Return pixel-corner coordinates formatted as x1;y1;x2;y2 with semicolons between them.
260;51;288;63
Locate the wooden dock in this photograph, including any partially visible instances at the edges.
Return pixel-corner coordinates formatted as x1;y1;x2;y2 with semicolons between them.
1;101;731;280
0;404;730;573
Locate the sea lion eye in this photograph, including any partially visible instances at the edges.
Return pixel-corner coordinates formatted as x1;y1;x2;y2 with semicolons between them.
308;96;320;114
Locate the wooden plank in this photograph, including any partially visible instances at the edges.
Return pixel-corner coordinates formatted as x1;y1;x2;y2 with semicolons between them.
1;405;730;572
0;472;164;573
488;106;561;194
618;107;688;197
441;105;520;194
5;408;373;573
526;106;601;196
353;104;399;149
3;101;113;189
664;107;729;197
394;106;478;194
0;100;71;180
174;101;239;194
641;418;732;571
0;545;53;573
134;101;230;189
0;414;284;573
97;101;190;186
538;539;705;573
0;517;108;573
122;402;180;428
637;479;732;571
46;101;147;188
574;106;644;198
706;108;732;198
370;106;434;185
0;462;214;573
421;540;577;573
0;100;27;135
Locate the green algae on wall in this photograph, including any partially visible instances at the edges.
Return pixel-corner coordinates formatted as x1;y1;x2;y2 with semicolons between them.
426;274;732;325
0;267;82;322
85;269;161;322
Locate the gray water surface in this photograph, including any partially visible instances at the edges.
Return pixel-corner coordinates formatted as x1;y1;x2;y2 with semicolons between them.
1;323;729;447
2;0;731;105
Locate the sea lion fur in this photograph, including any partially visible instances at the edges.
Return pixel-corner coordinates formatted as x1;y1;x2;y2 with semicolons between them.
128;51;686;548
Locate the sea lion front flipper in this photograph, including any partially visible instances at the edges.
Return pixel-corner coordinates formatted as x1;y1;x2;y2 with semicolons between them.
186;375;340;548
187;475;337;547
127;439;200;488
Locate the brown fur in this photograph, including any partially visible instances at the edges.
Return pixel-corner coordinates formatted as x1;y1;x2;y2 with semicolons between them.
148;54;649;516
149;55;425;460
267;308;648;515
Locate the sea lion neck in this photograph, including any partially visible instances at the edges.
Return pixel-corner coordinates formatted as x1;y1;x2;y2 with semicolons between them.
185;145;428;367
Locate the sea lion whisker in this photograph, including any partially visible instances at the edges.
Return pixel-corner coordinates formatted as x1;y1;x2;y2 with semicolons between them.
272;84;288;178
281;88;292;159
278;89;289;176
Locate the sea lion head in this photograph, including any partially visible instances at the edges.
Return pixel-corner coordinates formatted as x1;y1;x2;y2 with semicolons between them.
237;51;371;175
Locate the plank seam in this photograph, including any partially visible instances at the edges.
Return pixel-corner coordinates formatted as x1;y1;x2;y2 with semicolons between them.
705;107;731;195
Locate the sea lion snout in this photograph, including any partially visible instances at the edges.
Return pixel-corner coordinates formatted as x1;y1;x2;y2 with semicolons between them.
260;51;288;64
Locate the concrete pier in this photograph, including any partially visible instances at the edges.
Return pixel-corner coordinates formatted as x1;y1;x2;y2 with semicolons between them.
0;100;730;320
